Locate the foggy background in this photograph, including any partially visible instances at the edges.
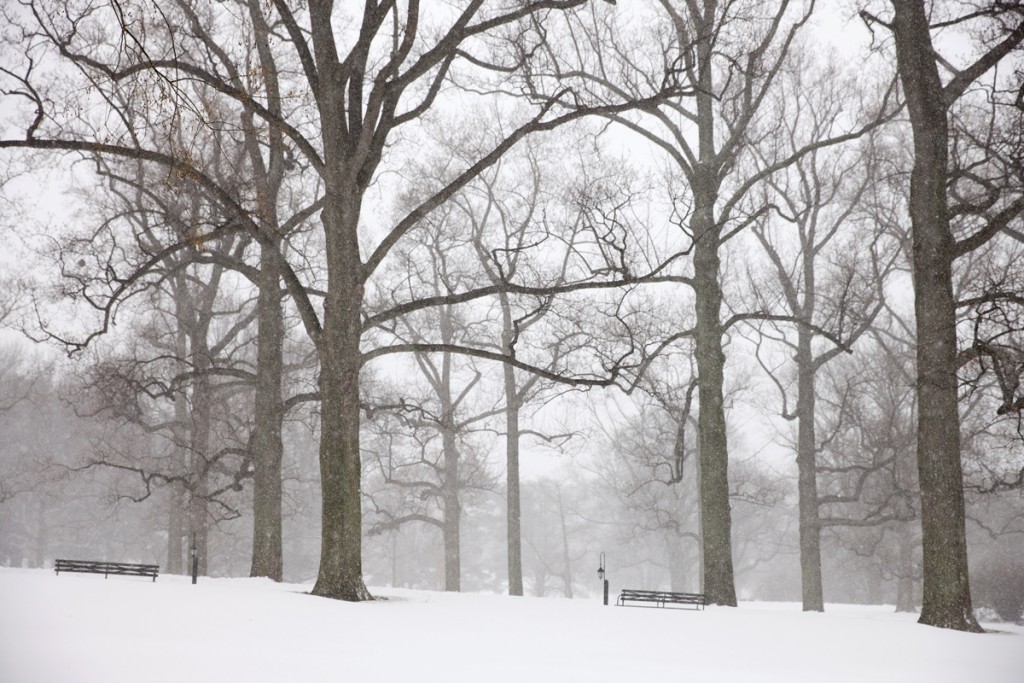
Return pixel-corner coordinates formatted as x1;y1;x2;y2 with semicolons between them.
0;0;1021;627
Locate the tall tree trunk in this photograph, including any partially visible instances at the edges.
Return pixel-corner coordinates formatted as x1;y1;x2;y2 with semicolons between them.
390;531;400;588
796;335;824;611
439;330;462;593
502;296;524;596
693;164;737;606
244;0;286;582
689;0;737;605
189;362;212;576
442;408;462;592
171;287;192;574
693;433;706;595
313;192;371;601
187;486;209;575
187;308;213;576
505;390;523;595
250;243;285;581
891;0;981;632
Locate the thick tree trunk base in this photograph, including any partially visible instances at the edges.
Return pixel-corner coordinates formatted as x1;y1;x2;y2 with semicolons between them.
918;610;984;633
311;576;374;602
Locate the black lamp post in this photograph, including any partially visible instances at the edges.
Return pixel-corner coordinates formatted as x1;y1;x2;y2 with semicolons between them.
190;536;198;585
597;552;608;606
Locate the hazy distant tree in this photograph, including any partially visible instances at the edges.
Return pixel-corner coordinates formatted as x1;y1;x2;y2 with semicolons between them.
521;479;585;598
456;139;641;596
814;339;919;585
463;147;565;598
0;347;42;510
597;396;703;591
364;390;497;593
746;53;900;611
0;356;156;568
56;145;263;575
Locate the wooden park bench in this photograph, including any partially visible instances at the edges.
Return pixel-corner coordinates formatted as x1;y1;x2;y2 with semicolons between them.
54;559;159;582
617;589;707;610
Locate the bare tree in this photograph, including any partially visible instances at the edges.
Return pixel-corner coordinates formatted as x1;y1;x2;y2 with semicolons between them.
1;0;687;601
366;294;499;592
457;139;635;595
515;0;899;605
862;0;1024;630
745;52;901;611
521;479;586;598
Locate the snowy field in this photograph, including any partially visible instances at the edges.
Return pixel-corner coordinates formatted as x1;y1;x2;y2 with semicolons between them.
1;567;1022;683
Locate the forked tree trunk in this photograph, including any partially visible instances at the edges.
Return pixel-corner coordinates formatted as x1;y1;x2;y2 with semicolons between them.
891;0;980;632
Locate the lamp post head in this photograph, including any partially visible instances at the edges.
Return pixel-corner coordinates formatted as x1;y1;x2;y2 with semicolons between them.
597;566;605;581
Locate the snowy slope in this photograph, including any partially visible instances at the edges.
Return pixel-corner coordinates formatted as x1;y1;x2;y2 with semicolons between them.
1;567;1021;683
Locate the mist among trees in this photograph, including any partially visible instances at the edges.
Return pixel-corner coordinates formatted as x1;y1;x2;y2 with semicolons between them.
1;0;1022;633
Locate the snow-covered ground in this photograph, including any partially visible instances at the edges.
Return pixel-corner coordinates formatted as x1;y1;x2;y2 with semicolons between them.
1;567;1021;683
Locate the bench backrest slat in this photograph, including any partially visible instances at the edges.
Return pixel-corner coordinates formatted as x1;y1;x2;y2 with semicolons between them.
55;559;159;580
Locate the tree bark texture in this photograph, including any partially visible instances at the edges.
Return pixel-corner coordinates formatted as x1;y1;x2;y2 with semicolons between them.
688;0;737;605
891;0;981;632
250;243;285;581
693;163;737;607
312;189;371;601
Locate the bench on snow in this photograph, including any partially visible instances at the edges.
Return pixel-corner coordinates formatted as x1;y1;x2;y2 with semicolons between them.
54;559;159;581
617;589;707;610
